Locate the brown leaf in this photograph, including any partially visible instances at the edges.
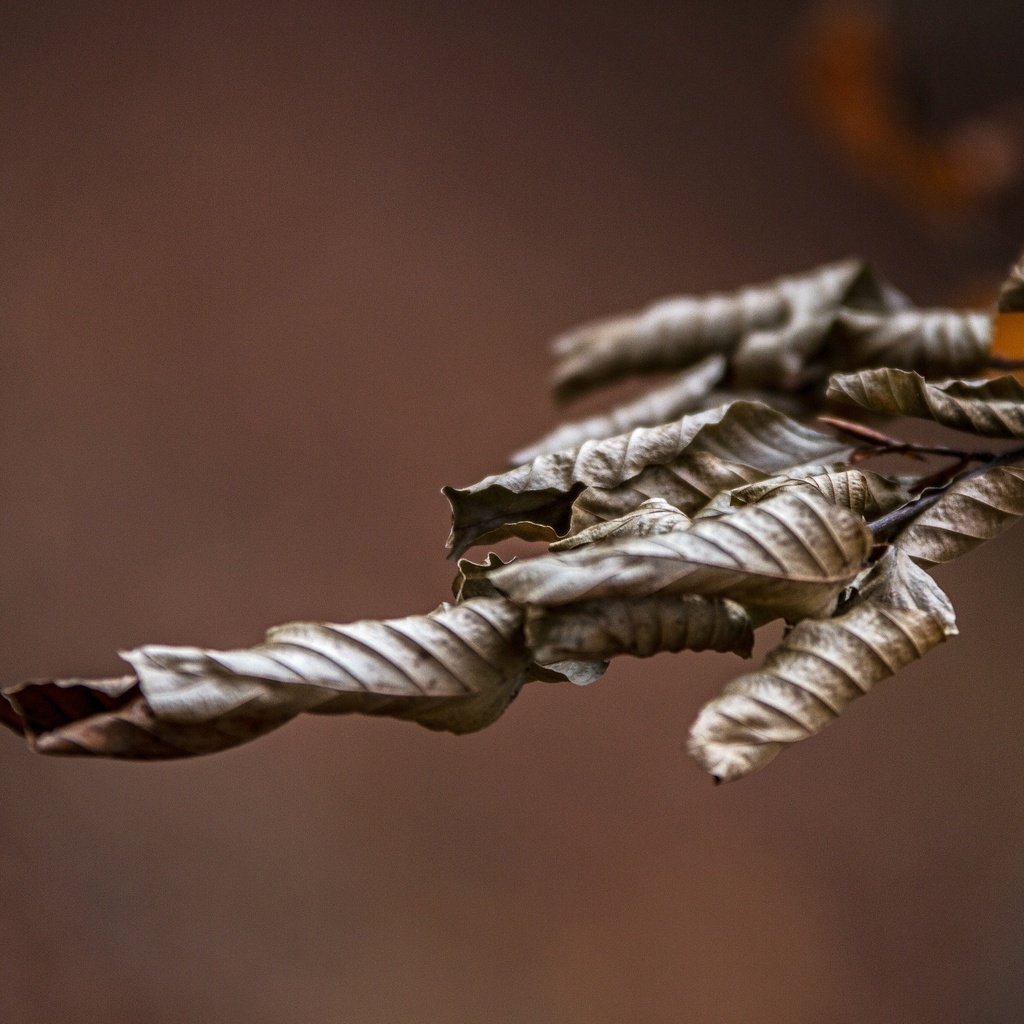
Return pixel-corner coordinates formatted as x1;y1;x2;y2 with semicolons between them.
893;464;1024;567
551;259;903;402
828;367;1024;438
832;309;991;376
444;401;852;559
490;489;872;622
998;251;1024;313
550;497;689;551
510;355;726;465
525;594;753;664
687;549;957;782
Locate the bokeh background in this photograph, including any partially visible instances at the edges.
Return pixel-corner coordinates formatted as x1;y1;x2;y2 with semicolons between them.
2;2;1023;1021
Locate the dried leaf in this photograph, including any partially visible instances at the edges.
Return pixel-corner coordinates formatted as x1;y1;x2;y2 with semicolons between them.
551;259;902;403
510;355;727;465
721;469;912;520
550;497;689;552
451;552;512;600
445;402;852;558
833;309;991;376
490;489;871;622
525;594;754;664
730;315;836;390
998;252;1024;313
3;598;534;758
687;549;958;782
893;464;1024;567
568;453;771;532
827;367;1024;438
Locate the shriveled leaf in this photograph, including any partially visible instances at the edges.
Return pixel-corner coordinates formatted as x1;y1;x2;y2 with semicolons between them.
730;315;836;390
893;464;1024;567
833;309;991;376
491;489;871;622
0;675;290;758
998;251;1024;312
828;367;1024;438
452;552;512;600
525;594;753;664
687;549;958;782
511;355;727;465
568;453;771;531
722;469;912;520
551;259;902;402
445;402;853;558
550;497;689;551
4;598;534;758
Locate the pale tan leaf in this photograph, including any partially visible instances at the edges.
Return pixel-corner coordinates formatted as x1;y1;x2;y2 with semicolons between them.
451;552;512;600
730;315;835;390
3;597;535;758
998;251;1024;312
550;498;689;551
567;453;771;532
525;594;753;664
893;464;1024;567
833;309;991;376
828;367;1024;438
687;549;957;782
722;469;912;520
491;489;871;622
551;259;902;402
445;402;852;558
511;355;727;465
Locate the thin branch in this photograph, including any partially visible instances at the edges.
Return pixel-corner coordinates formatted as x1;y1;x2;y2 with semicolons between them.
819;416;993;462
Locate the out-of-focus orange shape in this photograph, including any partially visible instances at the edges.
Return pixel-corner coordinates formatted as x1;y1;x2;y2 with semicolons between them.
991;313;1024;361
801;3;995;219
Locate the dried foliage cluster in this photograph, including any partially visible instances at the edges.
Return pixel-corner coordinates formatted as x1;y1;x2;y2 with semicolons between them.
5;256;1024;782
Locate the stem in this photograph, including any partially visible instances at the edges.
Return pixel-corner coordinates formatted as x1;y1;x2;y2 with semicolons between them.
987;355;1024;371
818;416;992;462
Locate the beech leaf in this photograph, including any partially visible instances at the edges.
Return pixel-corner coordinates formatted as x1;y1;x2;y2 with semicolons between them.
998;251;1024;312
510;355;727;465
525;594;753;665
893;464;1024;567
445;402;852;558
833;309;991;376
828;368;1024;438
550;259;905;403
490;489;872;622
687;549;958;782
550;497;689;551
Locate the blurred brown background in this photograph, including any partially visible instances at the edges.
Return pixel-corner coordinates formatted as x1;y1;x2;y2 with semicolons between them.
2;2;1023;1021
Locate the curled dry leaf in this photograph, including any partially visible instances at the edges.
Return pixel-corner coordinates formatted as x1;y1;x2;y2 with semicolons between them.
490;489;872;622
550;259;902;403
550;497;689;551
687;549;958;782
445;401;853;558
833;309;991;376
828;367;1024;438
510;355;727;465
720;469;912;520
525;594;753;665
2;597;533;758
893;464;1024;567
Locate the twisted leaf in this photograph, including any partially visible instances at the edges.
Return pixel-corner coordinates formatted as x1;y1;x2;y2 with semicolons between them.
833;309;991;376
550;498;689;551
2;597;533;758
687;549;958;782
551;259;902;402
525;594;754;665
445;402;852;558
718;469;912;520
490;489;871;622
511;355;727;465
567;453;772;532
828;368;1024;438
893;464;1024;567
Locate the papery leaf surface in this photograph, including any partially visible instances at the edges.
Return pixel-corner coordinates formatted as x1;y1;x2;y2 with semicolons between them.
828;368;1024;438
525;594;753;665
687;549;957;782
893;464;1024;567
490;489;871;622
445;402;852;558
